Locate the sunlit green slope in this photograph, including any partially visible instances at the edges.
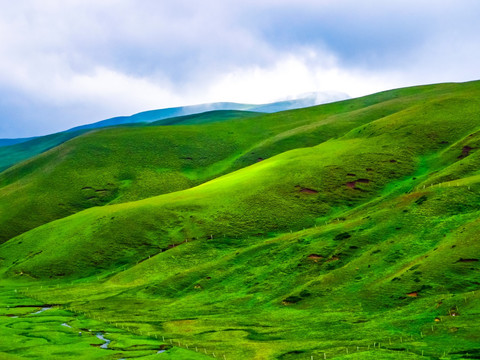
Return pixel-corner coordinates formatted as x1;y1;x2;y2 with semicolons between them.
1;81;477;243
2;80;480;278
1;80;480;359
0;110;268;242
0;110;260;174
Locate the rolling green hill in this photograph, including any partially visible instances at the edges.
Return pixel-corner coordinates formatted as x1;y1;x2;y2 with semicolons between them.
0;110;267;242
1;80;480;359
0;110;262;175
66;94;331;133
0;82;472;243
0;130;88;172
0;137;35;147
149;109;261;126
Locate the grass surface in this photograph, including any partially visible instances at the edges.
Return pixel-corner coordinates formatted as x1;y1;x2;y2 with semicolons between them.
149;109;262;126
0;130;87;172
1;80;480;359
1;82;477;242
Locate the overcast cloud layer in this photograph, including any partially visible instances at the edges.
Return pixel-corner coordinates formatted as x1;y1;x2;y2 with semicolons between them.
1;0;480;137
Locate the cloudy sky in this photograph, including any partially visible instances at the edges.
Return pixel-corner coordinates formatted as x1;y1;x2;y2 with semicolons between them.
1;0;480;138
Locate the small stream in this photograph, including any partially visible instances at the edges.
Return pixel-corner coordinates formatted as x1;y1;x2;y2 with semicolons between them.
6;301;169;356
31;307;52;315
12;306;111;349
96;332;112;349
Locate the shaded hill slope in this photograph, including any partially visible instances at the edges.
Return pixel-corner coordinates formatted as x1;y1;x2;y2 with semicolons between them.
0;93;334;171
1;81;480;277
66;102;261;132
0;137;35;147
1;81;478;244
0;110;261;174
1;81;480;359
66;93;334;132
0;130;87;172
149;110;261;126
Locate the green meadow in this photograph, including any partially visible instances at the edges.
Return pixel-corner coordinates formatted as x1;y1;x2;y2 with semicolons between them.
1;81;480;359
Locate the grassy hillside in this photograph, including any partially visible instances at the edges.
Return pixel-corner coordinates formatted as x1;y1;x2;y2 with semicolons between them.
1;80;480;359
0;110;269;242
0;82;476;243
0;137;35;147
66;102;262;131
66;95;325;132
1;81;480;277
0;130;87;172
0;110;260;176
149;109;261;126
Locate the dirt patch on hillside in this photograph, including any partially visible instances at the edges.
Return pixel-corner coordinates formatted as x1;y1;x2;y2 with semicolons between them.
295;185;318;194
282;296;302;305
326;256;340;263
346;181;356;189
307;254;323;262
346;178;370;189
300;188;318;194
458;146;474;159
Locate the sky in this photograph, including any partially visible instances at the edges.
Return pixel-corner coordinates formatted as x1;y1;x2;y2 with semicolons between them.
1;0;480;138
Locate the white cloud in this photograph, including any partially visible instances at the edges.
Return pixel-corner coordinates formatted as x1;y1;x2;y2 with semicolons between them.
0;0;480;137
203;50;402;105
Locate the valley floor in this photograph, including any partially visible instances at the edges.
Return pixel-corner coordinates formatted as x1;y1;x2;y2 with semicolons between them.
2;245;479;360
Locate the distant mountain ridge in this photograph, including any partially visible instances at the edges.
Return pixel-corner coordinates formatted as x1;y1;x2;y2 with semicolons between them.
0;92;350;174
66;102;259;132
0;92;348;146
66;93;348;132
0;137;36;147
